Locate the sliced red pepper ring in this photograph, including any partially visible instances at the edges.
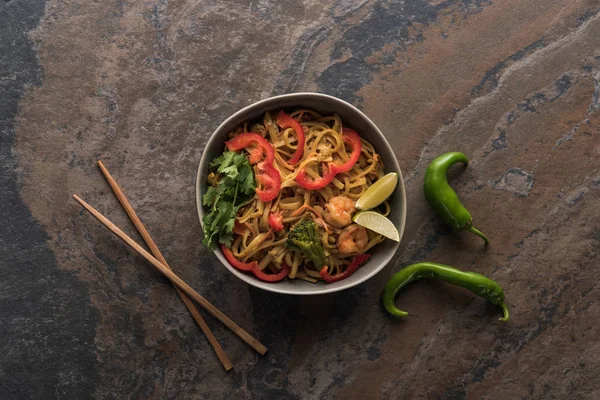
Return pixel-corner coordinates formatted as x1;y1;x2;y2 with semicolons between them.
226;132;281;201
255;162;281;202
295;128;362;189
268;210;284;231
319;253;371;283
276;110;305;165
225;132;275;165
252;262;290;282
222;245;289;282
248;148;264;165
334;128;363;173
296;161;337;190
221;245;257;272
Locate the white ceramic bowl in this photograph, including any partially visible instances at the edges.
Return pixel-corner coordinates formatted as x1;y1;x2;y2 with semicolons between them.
196;93;406;295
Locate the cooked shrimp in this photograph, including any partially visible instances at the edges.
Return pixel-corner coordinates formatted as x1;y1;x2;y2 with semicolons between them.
338;224;368;254
324;195;356;228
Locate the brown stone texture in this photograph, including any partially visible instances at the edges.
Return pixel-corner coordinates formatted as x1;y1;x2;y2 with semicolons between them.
2;0;600;398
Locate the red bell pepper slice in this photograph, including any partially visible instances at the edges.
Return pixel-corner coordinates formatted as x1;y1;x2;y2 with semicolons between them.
319;253;371;283
255;162;281;202
334;128;362;173
248;148;264;165
294;128;362;189
268;210;284;231
221;245;257;272
226;132;275;165
276;110;305;165
222;244;289;282
296;161;337;190
252;262;290;282
226;132;281;200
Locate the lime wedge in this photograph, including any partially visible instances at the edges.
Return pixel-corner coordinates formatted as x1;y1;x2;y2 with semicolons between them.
355;172;398;210
352;211;400;242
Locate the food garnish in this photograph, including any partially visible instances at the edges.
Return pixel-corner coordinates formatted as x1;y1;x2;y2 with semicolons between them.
356;172;398;210
295;127;362;189
352;211;400;242
225;132;281;202
202;151;255;249
276;110;305;165
320;254;371;283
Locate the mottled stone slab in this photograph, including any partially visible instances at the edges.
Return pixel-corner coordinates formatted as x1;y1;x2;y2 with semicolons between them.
2;0;600;398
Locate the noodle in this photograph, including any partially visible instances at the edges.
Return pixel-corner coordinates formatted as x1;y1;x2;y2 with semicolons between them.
216;109;386;282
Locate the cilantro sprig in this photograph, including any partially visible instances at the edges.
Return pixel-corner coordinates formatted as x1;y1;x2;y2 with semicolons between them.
202;151;255;249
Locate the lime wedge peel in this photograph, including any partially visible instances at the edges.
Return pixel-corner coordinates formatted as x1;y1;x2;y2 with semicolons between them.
352;211;400;242
355;172;398;210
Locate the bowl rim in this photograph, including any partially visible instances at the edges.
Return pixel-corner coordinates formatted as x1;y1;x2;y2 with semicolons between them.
196;92;407;295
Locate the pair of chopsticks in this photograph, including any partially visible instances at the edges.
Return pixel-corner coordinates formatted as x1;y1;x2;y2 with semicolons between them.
73;161;267;371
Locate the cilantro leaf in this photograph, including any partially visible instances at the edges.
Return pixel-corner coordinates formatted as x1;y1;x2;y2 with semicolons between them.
237;162;256;197
202;186;220;208
202;151;256;249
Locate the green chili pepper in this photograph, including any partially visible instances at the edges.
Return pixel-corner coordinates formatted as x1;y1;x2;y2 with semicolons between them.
382;262;509;321
424;152;489;245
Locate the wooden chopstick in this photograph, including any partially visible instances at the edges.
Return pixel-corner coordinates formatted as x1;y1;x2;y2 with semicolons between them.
97;161;233;371
73;194;268;356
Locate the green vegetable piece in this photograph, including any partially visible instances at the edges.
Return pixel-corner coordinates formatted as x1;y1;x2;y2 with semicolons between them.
202;151;255;249
382;262;509;321
285;220;327;268
423;152;489;245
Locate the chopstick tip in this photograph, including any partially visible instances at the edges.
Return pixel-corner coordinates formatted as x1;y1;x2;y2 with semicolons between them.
72;194;86;207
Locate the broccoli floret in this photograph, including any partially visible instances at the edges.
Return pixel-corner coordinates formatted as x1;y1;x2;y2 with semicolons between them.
286;220;327;268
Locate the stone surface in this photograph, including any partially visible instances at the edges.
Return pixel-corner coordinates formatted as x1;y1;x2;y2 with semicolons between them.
1;0;600;398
